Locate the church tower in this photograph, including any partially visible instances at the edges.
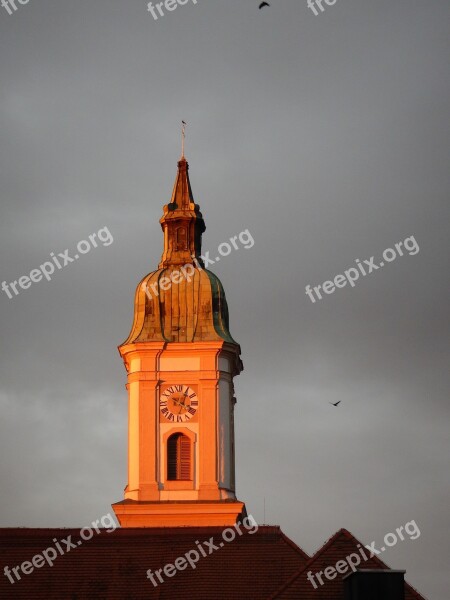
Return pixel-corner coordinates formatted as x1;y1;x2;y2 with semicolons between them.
112;147;246;527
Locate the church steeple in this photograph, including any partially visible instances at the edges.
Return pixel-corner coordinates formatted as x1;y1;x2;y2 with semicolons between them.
112;144;246;528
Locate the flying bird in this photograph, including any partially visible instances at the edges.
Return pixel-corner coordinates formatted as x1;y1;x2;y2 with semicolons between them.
259;2;270;9
329;401;341;407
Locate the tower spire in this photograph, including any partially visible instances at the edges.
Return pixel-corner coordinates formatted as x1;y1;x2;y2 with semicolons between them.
158;149;205;268
181;120;187;159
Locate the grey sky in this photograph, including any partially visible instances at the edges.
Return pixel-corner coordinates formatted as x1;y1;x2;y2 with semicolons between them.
1;0;449;598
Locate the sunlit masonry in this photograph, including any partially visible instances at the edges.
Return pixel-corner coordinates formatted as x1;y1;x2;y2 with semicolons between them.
0;140;427;599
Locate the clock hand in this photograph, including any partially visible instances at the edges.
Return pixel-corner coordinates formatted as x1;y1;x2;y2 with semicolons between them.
169;398;184;415
180;391;191;407
182;389;191;408
172;398;188;411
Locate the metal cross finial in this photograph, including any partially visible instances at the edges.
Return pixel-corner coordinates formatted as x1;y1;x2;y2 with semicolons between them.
181;120;187;158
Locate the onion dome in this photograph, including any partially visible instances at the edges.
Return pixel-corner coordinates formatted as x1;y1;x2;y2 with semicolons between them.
123;156;237;344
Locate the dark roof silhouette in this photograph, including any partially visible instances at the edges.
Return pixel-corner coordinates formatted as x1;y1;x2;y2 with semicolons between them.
270;528;426;600
0;526;426;599
0;526;307;599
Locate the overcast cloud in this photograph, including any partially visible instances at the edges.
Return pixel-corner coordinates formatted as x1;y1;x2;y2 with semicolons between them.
1;1;449;598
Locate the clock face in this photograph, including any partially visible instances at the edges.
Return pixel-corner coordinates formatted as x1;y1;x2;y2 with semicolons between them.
160;385;198;423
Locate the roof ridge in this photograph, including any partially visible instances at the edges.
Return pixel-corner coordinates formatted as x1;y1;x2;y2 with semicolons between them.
268;527;425;600
268;530;348;598
405;580;430;600
277;527;310;560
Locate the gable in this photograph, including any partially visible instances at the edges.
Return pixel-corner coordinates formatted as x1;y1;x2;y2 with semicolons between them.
271;529;426;600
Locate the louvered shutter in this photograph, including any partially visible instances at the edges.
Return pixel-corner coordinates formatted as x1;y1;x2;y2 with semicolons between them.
167;433;191;480
178;436;191;480
167;435;179;480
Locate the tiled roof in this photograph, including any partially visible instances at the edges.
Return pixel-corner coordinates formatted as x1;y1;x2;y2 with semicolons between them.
0;526;427;599
270;528;427;600
0;525;308;599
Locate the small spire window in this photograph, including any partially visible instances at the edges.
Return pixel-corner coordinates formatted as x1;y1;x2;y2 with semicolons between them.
176;226;187;250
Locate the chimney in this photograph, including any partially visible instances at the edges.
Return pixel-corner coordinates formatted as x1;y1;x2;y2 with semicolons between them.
344;569;406;600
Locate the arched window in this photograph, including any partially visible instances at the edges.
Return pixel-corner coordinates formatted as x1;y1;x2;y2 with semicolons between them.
167;433;191;481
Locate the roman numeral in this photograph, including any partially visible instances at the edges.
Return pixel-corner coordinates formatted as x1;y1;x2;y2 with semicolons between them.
176;416;183;423
187;407;196;415
160;400;168;407
175;385;183;392
189;392;196;399
167;414;174;421
190;400;198;407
